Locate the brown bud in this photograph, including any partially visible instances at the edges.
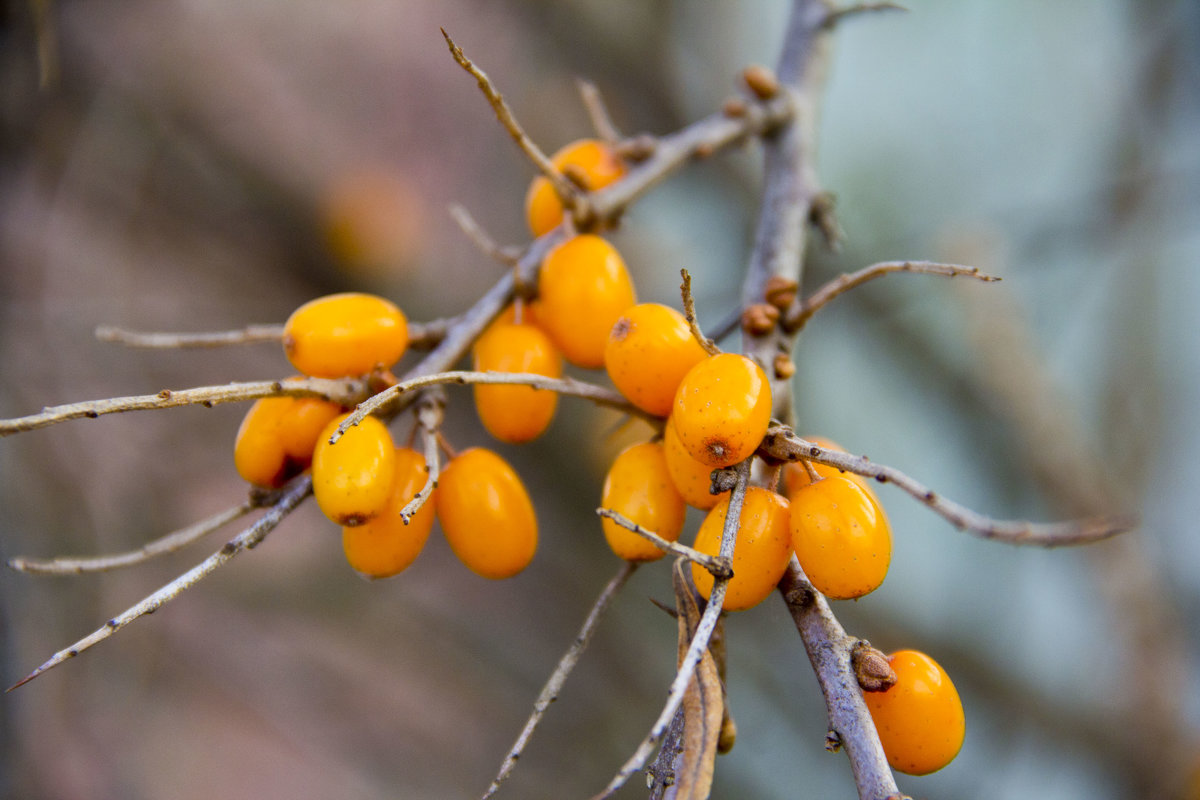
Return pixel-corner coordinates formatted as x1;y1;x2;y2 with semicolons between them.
772;353;796;380
852;641;896;692
742;65;780;100
741;303;780;336
718;715;738;754
764;275;798;310
615;133;656;162
722;96;748;117
693;142;715;160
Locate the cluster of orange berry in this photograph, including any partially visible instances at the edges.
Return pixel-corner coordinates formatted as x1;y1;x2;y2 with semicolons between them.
232;136;965;776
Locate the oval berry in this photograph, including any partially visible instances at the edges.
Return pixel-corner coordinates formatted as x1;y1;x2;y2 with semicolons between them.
435;448;537;580
604;303;709;417
525;139;626;237
662;416;728;510
691;488;793;612
863;649;965;775
283;292;408;378
672;353;772;469
789;474;892;600
600;441;687;562
537;234;636;369
311;413;397;526
341;447;435;578
472;318;562;443
234;395;345;488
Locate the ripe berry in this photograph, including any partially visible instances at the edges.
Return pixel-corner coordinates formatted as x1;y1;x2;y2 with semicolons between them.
789;474;892;600
525;139;626;237
435;448;537;580
604;303;709;417
472;317;562;443
691;488;793;612
600;441;687;562
662;416;728;510
234;395;344;488
781;436;875;499
671;353;772;469
341;447;435;578
283;292;408;378
311;413;397;526
863;649;965;775
537;234;636;369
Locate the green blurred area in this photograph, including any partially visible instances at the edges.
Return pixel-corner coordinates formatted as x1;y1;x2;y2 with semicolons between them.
2;1;1198;798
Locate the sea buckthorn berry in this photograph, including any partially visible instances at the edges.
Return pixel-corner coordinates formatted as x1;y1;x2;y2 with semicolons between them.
691;488;793;612
341;447;435;578
600;442;687;562
662;416;728;510
472;319;562;443
525;139;626;237
234;395;344;488
435;448;537;580
781;437;876;499
789;474;891;600
671;353;772;469
537;234;637;368
311;413;397;526
283;292;408;378
604;303;709;417
863;649;965;775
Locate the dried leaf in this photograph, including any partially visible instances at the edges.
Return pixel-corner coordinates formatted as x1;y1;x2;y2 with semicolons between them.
671;559;723;800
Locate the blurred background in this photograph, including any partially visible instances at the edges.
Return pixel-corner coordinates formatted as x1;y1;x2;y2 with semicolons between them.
2;0;1198;798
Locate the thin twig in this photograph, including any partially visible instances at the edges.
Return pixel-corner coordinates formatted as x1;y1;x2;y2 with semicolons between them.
441;29;578;209
399;389;444;524
577;79;622;144
596;508;732;579
332;371;652;444
679;270;721;356
761;428;1136;546
95;324;285;348
449;204;520;267
778;559;901;798
0;377;370;437
7;499;259;575
589;460;750;800
481;561;638;799
784;261;1001;332
820;1;907;30
7;475;312;691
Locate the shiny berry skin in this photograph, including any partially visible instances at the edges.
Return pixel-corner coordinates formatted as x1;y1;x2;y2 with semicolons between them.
863;649;965;775
311;413;397;526
472;318;562;443
671;353;772;469
789;474;892;600
234;395;344;488
537;234;637;369
525;139;626;237
435;448;537;580
341;447;435;578
782;436;875;499
600;442;687;562
604;303;709;417
691;488;793;612
283;292;408;378
662;416;728;510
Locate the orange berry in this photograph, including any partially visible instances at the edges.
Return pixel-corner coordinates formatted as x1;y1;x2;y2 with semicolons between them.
472;319;562;444
283;292;408;378
671;353;772;469
311;413;397;526
604;303;709;417
789;474;892;600
662;416;728;510
863;649;965;775
435;448;537;580
525;139;626;237
537;234;637;368
341;447;435;578
691;488;793;612
234;395;344;488
781;436;875;498
600;442;687;562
